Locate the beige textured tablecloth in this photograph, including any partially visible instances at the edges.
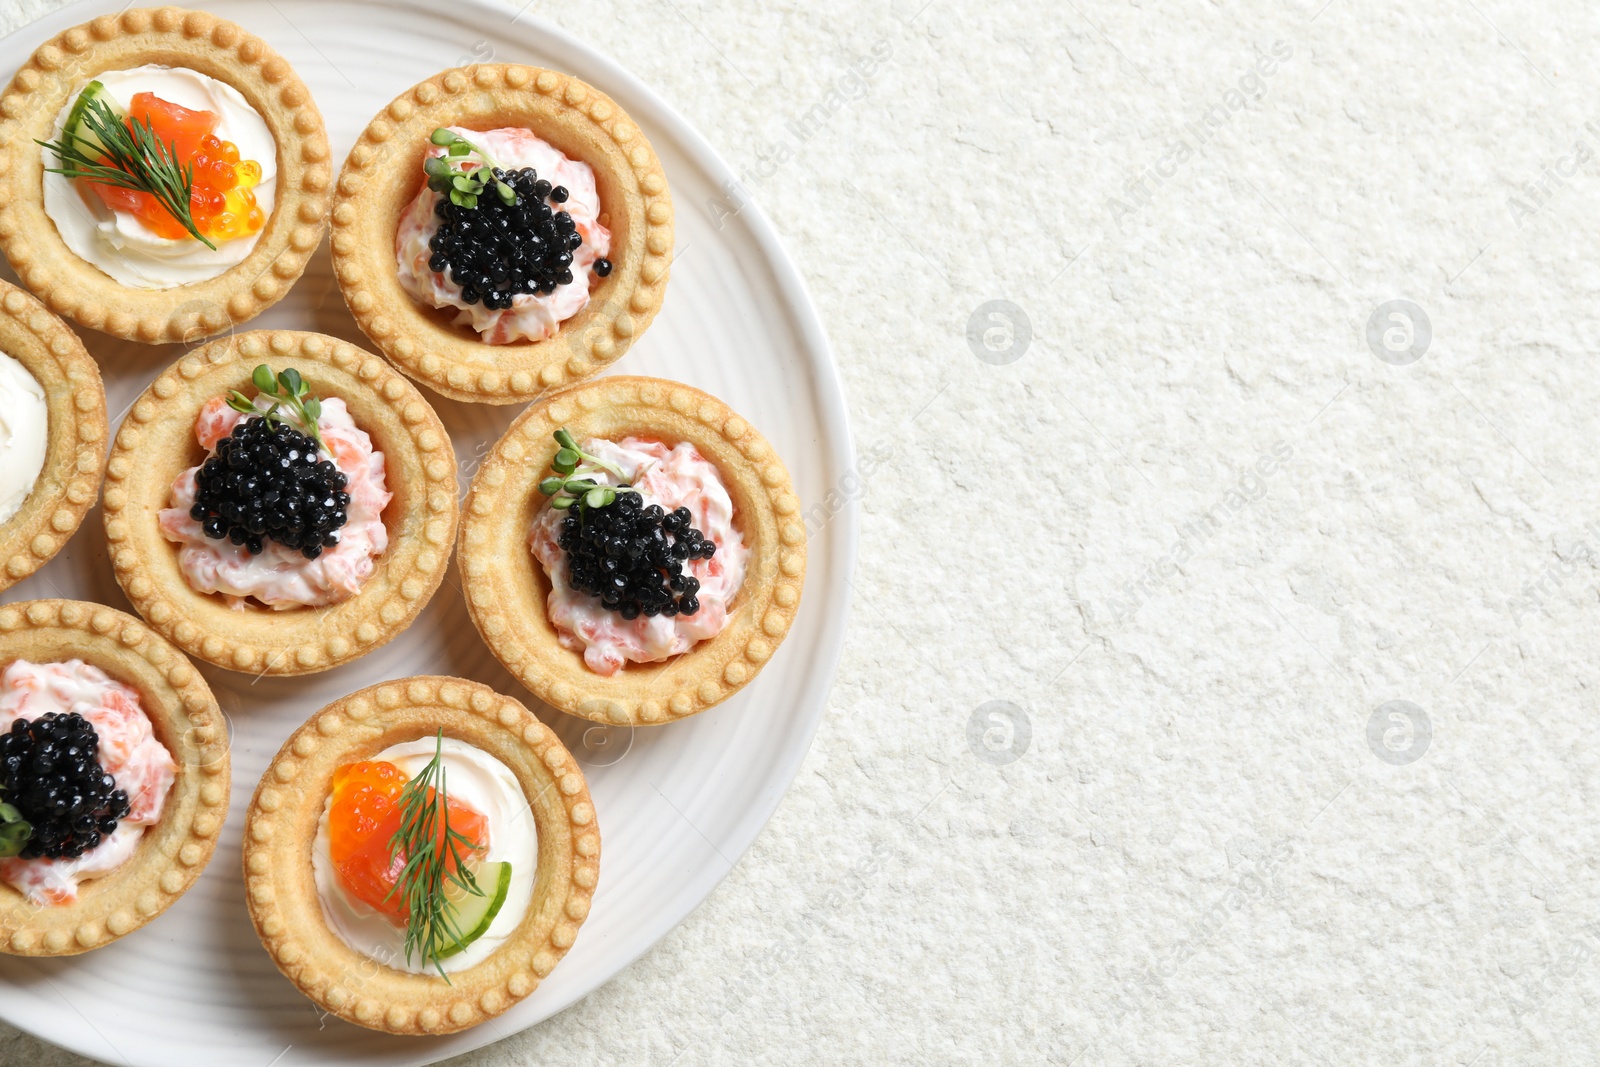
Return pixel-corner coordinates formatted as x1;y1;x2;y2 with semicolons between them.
5;0;1600;1063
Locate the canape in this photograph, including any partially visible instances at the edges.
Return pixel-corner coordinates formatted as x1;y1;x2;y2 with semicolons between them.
331;64;672;403
0;6;330;343
102;330;458;675
0;280;106;592
0;599;228;956
460;376;806;724
243;676;597;1034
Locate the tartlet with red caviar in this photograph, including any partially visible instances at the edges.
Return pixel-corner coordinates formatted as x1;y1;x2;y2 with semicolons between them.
243;676;597;1034
0;6;330;343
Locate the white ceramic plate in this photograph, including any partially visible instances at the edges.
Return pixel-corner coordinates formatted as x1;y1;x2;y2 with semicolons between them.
0;2;855;1064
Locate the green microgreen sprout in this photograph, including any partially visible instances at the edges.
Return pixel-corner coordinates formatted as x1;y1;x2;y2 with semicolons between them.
425;128;518;210
226;364;329;456
538;428;639;515
0;784;31;859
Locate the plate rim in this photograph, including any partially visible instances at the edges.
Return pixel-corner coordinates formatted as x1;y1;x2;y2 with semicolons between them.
0;0;859;1063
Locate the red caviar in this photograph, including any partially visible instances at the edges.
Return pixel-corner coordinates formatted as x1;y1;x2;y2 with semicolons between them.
327;760;488;919
84;92;265;242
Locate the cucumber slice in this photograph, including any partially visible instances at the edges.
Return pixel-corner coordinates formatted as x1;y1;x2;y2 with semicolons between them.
437;860;511;959
60;80;120;155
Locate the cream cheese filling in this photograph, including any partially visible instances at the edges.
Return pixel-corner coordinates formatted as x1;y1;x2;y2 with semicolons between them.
41;65;278;290
0;351;47;526
310;738;538;975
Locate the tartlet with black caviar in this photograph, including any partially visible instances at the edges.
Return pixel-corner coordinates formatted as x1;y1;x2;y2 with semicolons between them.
102;330;458;675
0;600;228;956
331;64;673;404
460;376;805;725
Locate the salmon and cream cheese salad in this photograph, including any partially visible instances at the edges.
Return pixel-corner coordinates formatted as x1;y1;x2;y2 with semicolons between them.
157;365;392;610
395;126;613;345
530;434;748;676
0;659;176;906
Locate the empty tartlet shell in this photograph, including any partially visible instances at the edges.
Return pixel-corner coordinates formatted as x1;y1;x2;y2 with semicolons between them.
242;675;598;1035
331;64;673;405
459;376;807;725
101;330;459;676
0;599;230;957
0;6;331;343
0;280;106;593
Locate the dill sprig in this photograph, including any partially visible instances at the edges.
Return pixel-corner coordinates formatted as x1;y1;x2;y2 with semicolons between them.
384;730;486;980
36;93;216;250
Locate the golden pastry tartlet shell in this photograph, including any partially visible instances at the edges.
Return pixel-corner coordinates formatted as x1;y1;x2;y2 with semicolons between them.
0;6;331;343
0;599;229;957
331;64;673;404
0;280;106;593
242;675;598;1035
102;330;459;675
460;376;806;725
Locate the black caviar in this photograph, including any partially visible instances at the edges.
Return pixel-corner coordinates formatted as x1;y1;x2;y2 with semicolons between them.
427;167;611;310
559;493;717;619
0;713;130;860
189;416;350;559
